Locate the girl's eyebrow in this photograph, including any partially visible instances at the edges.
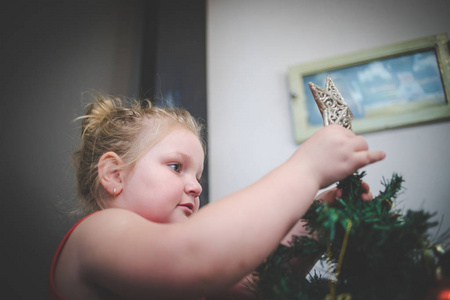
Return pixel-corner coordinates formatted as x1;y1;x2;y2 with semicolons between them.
165;151;189;160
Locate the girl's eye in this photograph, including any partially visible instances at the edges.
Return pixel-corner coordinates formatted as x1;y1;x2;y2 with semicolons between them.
169;163;182;173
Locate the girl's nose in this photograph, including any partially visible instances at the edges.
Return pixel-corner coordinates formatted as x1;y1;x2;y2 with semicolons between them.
185;178;202;198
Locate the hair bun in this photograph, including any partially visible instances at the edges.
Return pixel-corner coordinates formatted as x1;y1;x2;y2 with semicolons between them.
80;95;117;135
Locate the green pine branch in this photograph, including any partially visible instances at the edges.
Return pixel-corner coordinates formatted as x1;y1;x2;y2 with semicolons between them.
252;172;445;300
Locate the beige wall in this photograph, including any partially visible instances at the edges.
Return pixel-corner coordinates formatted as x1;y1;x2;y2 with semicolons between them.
207;0;450;233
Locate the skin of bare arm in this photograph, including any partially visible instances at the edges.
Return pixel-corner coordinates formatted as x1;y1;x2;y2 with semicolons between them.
55;125;385;300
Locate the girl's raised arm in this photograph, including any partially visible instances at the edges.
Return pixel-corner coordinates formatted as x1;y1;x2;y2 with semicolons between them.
60;125;384;299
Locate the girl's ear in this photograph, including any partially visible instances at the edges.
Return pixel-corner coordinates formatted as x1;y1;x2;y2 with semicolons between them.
98;152;125;197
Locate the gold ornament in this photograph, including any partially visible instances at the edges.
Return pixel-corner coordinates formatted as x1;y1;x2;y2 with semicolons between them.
308;76;354;130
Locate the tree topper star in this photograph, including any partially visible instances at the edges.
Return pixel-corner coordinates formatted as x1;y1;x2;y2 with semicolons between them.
308;76;354;130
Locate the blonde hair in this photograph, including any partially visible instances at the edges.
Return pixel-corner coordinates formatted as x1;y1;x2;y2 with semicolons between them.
72;93;204;216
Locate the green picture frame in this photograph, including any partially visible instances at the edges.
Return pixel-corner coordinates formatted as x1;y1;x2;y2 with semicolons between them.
288;33;450;143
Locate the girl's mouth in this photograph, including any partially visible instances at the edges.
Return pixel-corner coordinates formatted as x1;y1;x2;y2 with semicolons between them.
178;203;194;215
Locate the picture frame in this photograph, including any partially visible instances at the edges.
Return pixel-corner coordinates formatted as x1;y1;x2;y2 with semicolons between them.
288;33;450;143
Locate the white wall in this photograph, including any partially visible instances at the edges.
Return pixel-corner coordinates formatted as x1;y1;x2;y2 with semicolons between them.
207;0;450;234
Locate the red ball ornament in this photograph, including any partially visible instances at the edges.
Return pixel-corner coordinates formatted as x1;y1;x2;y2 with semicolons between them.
426;279;450;300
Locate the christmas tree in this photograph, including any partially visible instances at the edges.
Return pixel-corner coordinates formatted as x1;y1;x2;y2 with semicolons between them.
250;77;449;300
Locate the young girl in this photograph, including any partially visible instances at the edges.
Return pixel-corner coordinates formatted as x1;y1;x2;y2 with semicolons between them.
48;94;385;300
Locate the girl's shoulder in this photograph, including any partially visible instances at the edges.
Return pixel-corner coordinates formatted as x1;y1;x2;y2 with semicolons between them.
54;208;164;298
76;208;147;229
71;208;157;253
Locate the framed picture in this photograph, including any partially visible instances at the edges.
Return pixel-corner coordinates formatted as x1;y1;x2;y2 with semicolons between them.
288;33;450;143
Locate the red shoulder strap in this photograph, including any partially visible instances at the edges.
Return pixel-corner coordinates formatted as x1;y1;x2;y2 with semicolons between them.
47;212;99;300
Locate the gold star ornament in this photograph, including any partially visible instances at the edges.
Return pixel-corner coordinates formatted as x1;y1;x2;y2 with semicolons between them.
308;75;354;130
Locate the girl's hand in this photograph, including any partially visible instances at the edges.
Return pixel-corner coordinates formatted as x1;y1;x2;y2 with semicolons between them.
318;181;373;206
290;125;385;189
